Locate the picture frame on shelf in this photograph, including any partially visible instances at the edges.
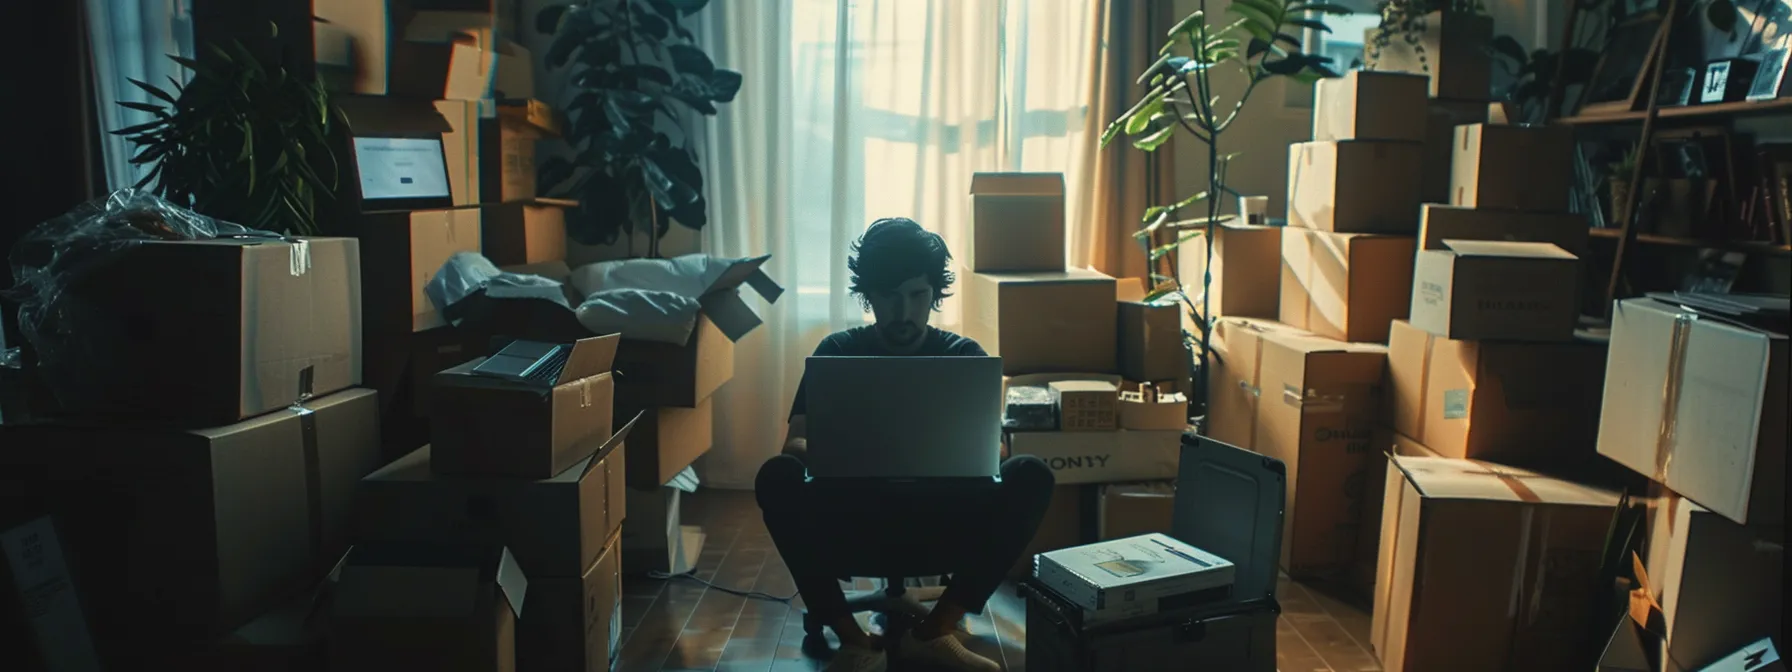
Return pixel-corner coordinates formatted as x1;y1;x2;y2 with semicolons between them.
1747;42;1790;100
1658;66;1698;105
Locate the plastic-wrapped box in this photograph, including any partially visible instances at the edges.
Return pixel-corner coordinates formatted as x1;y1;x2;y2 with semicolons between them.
1004;385;1056;430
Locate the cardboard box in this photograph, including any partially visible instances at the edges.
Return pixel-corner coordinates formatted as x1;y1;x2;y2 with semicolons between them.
1449;124;1576;213
1363;12;1495;100
963;269;1118;375
408;327;487;418
34;237;361;427
403;2;519;41
1279;227;1416;344
1012;485;1093;579
332;96;457;215
970;173;1066;272
1371;456;1620;672
1386;319;1607;465
1050;380;1119;432
1638;487;1786;671
360;207;484;337
0;389;381;652
1313;70;1430;143
431;335;621;479
519;531;624;672
401;25;534;101
482;199;572;265
1177;222;1282;321
436;99;485;207
1204;318;1312;450
1596;297;1788;528
1422;101;1490;203
620;398;714;489
1007;430;1182;485
329;544;527;672
1097;482;1176;541
0;515;102;672
1117;382;1187;431
1253;331;1388;577
353;423;630;578
480;100;562;203
1418;204;1590;256
1288;140;1425;234
621;487;705;576
1115;280;1186;383
1035;533;1235;626
1348;431;1438;596
1409;240;1579;343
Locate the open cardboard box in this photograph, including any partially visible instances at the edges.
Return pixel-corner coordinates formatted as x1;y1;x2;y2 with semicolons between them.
1004;372;1182;485
329;543;528;672
431;335;621;479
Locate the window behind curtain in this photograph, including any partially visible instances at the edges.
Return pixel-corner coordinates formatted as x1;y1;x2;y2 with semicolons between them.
87;0;196;192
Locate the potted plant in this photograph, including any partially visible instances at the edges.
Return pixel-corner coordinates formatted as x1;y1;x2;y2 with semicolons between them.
114;32;345;236
1365;0;1492;99
1101;0;1345;419
535;0;742;258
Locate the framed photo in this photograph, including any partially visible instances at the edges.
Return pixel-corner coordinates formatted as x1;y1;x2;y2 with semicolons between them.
1658;67;1698;105
1748;42;1790;100
1703;60;1735;102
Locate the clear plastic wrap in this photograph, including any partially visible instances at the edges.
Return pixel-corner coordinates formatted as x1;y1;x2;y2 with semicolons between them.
4;189;272;380
1005;385;1059;431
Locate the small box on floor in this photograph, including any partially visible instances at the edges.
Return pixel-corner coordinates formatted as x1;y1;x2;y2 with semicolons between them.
1050;380;1118;432
1638;486;1785;671
1097;482;1176;541
431;335;619;479
619;398;715;489
1372;456;1619;672
969;172;1066;272
1204;318;1311;450
1409;240;1580;343
1596;296;1787;528
1313;70;1430;143
1449;123;1576;213
329;543;527;672
1279;227;1416;344
963;269;1119;375
1036;533;1235;627
1287;140;1425;234
1176;222;1282;320
520;531;624;672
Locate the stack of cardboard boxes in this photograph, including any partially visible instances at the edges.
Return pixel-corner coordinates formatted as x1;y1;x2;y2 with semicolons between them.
338;335;633;672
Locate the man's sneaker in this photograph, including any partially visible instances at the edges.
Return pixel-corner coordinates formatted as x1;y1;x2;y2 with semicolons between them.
825;643;889;672
895;630;1002;672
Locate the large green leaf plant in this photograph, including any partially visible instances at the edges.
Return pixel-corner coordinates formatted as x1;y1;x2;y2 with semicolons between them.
1101;0;1349;419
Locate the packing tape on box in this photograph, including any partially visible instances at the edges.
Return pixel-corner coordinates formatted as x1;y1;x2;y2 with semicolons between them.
287;366;325;572
288;238;312;277
1653;312;1699;486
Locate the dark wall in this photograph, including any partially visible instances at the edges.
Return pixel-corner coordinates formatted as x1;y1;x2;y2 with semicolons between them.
1;0;101;278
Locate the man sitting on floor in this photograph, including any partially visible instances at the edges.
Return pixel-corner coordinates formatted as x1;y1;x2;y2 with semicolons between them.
756;218;1054;672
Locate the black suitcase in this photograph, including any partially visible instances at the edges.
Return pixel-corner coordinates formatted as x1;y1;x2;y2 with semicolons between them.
1021;434;1286;672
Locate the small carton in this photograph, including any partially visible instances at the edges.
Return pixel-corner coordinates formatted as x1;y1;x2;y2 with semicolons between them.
1049;380;1119;432
1178;222;1282;321
963;269;1118;376
1418;204;1589;256
1117;382;1187;431
1313;70;1430;143
970;173;1066;272
1006;429;1182;485
1035;533;1236;627
329;543;527;672
1449;124;1576;213
431;336;621;478
1408;240;1579;343
1279;227;1417;344
519;531;624;672
482;198;573;266
1097;483;1176;541
1287;140;1425;234
1115;278;1186;383
618;398;715;489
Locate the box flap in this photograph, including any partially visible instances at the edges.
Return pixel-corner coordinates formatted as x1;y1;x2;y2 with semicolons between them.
493;547;527;618
498;99;563;137
559;334;622;384
334;543;526;619
702;254;776;299
1392;455;1621;507
335;95;454;136
433;333;618;391
1115;277;1147;302
1440;239;1578;260
970;172;1065;195
580;411;642;476
1171;434;1286;604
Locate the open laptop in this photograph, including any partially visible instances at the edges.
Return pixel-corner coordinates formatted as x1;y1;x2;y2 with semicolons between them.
803;356;1004;480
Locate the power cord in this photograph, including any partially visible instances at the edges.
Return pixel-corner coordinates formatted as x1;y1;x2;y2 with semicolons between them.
647;569;798;603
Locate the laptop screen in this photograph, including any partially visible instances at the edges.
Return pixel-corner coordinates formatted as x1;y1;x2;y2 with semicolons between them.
353;137;452;202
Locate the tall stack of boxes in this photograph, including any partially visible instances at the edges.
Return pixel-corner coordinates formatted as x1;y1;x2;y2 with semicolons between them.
339;335;632;672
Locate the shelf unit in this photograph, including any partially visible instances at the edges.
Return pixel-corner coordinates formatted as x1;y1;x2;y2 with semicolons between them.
1586;228;1792;256
1560;98;1792;125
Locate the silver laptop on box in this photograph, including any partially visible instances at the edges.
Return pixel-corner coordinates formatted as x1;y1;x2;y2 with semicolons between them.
803;356;1004;480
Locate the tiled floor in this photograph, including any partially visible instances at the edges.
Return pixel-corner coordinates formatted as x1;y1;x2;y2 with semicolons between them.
616;490;1384;671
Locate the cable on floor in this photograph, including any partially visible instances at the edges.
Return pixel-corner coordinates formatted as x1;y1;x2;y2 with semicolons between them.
647;569;797;603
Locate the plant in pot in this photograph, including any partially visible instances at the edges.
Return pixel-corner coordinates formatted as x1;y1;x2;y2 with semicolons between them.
535;0;742;258
114;33;345;236
1365;0;1491;99
1101;0;1345;419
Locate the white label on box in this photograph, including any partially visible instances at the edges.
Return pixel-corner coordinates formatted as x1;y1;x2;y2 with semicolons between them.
1443;389;1469;419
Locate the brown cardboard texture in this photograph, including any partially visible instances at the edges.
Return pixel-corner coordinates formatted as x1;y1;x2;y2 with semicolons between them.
313;0;427;97
1363;12;1495;100
432;335;622;478
1409;240;1579;343
353;416;633;578
401;25;534;101
1348;430;1438;596
520;532;623;672
1252;331;1388;577
1314;70;1430;143
1371;456;1620;672
358;207;484;407
42;237;361;427
0;389;381;653
1005;429;1182;485
1422;100;1490;203
620;397;715;489
1049;380;1119;432
480;101;563;203
1288;140;1425;234
1205;317;1312;450
329;543;527;672
1178;221;1282;321
1386;319;1607;466
1640;486;1786;671
1449;123;1576;213
437;99;484;206
1279;227;1416;343
1098;482;1176;541
1117;289;1186;383
970;172;1066;272
1118;381;1188;431
1596;297;1787;528
1418;204;1590;256
963;269;1118;375
482;199;572;265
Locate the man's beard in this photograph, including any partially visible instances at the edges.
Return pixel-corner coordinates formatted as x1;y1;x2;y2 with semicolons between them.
877;321;923;347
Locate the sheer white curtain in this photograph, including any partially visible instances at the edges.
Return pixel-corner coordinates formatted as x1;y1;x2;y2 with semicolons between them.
694;0;1100;489
86;0;195;191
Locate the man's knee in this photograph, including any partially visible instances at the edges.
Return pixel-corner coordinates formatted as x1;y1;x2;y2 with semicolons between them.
755;454;808;511
1000;455;1055;499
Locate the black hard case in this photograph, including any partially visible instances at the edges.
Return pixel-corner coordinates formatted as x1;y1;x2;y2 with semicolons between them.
1021;434;1287;672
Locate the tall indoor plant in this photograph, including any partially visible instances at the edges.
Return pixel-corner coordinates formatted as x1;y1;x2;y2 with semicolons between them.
114;33;344;236
536;0;742;257
1101;0;1346;419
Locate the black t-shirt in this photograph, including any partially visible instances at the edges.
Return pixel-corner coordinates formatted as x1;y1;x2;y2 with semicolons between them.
788;326;988;419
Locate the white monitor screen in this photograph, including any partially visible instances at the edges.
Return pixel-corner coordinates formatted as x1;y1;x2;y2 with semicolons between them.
353;137;451;201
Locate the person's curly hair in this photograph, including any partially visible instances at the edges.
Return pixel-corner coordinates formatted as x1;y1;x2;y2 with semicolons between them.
847;217;956;312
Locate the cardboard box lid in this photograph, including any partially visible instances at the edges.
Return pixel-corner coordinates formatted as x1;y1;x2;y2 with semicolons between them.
1171;434;1286;604
434;334;620;391
697;255;785;342
970;172;1065;195
1048;380;1118;394
1392;455;1620;507
1438;239;1579;261
336;95;454;136
333;543;527;619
